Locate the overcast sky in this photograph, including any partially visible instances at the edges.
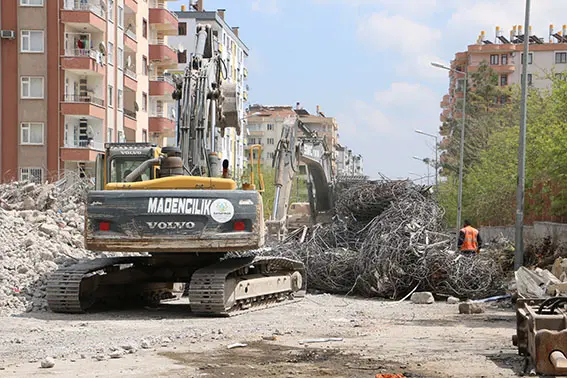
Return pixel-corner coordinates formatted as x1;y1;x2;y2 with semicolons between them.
171;0;567;180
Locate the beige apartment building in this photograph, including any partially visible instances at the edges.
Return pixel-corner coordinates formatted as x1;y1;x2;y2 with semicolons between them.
441;25;567;129
0;0;179;183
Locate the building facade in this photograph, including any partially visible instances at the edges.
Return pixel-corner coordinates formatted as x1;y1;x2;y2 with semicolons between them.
170;1;249;180
441;25;567;128
0;0;178;183
245;105;297;166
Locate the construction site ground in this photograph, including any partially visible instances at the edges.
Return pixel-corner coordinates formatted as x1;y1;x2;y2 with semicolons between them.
0;294;522;378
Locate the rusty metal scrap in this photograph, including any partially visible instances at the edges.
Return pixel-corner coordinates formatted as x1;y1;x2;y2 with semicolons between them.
266;180;506;299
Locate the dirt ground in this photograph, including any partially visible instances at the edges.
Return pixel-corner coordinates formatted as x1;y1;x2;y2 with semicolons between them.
0;294;524;378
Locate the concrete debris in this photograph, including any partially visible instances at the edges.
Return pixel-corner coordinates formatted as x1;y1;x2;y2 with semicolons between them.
410;292;434;304
109;350;124;359
515;266;563;298
95;354;106;361
40;357;55;368
141;340;151;349
552;257;567;282
0;179;122;316
447;296;460;304
458;301;485;314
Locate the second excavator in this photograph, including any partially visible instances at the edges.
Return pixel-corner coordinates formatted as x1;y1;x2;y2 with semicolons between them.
46;24;305;316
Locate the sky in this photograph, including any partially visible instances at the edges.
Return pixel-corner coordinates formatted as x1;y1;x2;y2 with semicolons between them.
171;0;567;180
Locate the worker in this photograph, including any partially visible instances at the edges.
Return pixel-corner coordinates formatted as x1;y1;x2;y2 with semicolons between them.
458;220;482;256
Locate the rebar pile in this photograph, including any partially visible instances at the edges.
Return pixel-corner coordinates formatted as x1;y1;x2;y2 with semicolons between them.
267;180;506;299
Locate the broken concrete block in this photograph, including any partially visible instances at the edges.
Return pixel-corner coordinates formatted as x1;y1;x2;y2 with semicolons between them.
459;301;484;314
410;292;434;304
447;296;460;304
40;357;55;368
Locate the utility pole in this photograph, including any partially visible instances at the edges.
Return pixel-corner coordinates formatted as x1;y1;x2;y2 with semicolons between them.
515;0;531;270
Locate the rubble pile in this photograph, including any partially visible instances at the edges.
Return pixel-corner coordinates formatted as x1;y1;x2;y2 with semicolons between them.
267;180;506;299
0;179;96;316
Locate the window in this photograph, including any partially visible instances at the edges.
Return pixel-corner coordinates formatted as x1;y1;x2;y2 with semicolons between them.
108;0;114;21
555;73;566;80
142;56;148;75
266;123;274;130
107;42;114;65
500;74;508;86
21;77;44;98
142;92;147;111
268;152;274;160
248;138;255;145
118;6;124;28
20;0;43;6
267;138;274;145
20;122;44;144
556;52;567;64
21;30;44;53
501;54;508;65
108;85;113;107
522;73;533;85
178;50;187;64
490;54;499;65
20;168;43;183
118;131;124;143
500;95;508;104
107;127;114;143
118;89;123;109
142;19;148;38
142;130;148;142
178;22;187;36
521;52;533;65
117;47;123;69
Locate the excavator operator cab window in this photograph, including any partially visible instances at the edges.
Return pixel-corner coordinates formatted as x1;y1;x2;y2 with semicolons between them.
108;158;152;183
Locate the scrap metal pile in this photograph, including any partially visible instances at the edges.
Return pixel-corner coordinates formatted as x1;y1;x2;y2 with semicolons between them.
266;180;506;299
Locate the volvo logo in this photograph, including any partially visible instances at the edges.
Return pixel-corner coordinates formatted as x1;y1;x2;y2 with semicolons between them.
146;221;196;230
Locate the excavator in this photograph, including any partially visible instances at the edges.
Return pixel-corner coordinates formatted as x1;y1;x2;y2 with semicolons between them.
46;25;305;316
266;119;334;240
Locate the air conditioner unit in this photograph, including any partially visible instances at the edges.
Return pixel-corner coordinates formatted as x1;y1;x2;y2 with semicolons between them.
1;30;15;40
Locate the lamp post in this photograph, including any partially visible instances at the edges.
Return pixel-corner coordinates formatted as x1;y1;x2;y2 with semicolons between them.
515;0;531;270
413;156;431;186
415;129;439;190
432;61;468;249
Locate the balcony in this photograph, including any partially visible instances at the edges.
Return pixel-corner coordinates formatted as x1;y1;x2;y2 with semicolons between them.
149;75;175;97
124;29;137;52
149;112;175;134
61;120;104;162
61;1;106;33
124;69;138;91
62;49;105;76
149;2;178;35
149;40;178;67
124;0;138;13
124;108;137;132
62;95;105;119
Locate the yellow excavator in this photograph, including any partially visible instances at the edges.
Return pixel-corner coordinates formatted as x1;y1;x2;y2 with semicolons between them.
46;25;305;316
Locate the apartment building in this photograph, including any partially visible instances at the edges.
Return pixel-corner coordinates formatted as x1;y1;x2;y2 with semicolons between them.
441;25;567;127
0;0;178;183
336;143;364;176
245;105;297;166
170;0;249;180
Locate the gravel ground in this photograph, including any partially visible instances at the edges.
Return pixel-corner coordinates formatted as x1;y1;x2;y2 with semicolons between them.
0;295;523;378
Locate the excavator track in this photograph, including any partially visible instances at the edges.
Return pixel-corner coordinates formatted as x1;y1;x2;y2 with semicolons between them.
46;257;142;313
188;256;306;316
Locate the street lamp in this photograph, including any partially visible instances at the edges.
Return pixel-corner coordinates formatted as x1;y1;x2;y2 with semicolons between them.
415;129;439;190
432;61;468;249
413;156;431;186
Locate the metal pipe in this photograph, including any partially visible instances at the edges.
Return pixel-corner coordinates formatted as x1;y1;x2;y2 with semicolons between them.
515;0;531;271
210;98;215;151
124;158;161;182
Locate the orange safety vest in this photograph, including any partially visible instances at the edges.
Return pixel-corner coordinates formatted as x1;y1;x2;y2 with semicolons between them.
460;226;479;251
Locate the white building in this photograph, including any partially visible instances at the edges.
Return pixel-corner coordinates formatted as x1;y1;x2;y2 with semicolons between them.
170;2;249;180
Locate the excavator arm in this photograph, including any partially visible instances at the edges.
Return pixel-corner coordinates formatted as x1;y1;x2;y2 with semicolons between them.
267;119;334;239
